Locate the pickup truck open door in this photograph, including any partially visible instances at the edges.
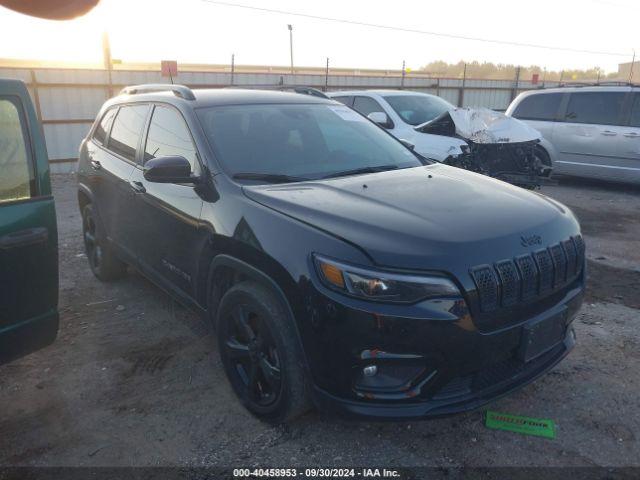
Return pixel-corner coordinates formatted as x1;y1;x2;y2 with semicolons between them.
0;78;58;365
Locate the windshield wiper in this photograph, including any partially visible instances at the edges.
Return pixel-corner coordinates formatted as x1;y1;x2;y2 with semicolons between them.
322;164;400;179
232;172;311;184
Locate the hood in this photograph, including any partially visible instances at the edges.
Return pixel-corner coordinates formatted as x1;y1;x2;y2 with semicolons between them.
415;108;541;144
243;164;579;275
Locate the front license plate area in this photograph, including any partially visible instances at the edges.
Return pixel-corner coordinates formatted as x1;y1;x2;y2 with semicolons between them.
518;311;566;363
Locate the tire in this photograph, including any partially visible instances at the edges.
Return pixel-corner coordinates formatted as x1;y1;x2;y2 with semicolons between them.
82;204;127;282
534;147;553;178
216;281;310;423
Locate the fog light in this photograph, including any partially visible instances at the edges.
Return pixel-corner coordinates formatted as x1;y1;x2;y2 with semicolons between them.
363;365;378;377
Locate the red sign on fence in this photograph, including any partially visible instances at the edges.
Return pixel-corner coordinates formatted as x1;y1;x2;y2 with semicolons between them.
161;60;178;78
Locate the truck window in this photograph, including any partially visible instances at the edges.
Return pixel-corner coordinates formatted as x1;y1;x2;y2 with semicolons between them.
512;93;563;121
0;97;34;203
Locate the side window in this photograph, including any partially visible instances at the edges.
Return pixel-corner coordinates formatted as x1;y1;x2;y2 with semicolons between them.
0;97;34;203
144;105;198;172
564;92;626;126
352;96;386;117
332;96;354;107
629;94;640;127
93;108;116;145
512;93;563;121
107;105;148;162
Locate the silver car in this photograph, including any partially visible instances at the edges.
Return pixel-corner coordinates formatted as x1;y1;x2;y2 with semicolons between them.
506;85;640;184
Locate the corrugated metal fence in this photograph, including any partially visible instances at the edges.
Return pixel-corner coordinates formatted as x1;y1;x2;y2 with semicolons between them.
0;66;562;173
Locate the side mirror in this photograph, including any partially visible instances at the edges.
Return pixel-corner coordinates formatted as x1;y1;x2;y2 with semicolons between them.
143;155;196;184
367;111;393;129
399;139;415;150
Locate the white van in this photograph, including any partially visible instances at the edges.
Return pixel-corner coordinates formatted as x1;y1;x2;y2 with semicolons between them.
506;85;640;184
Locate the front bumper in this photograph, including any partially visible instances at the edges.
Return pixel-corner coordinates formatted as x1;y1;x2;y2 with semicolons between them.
301;273;584;420
312;327;575;420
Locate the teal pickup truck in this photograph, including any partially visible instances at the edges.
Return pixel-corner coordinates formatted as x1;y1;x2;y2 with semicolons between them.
0;78;58;364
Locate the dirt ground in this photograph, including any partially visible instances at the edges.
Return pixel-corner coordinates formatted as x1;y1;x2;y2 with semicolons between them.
0;174;639;469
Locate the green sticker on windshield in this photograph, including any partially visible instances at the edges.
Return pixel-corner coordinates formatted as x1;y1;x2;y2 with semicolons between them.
485;411;556;439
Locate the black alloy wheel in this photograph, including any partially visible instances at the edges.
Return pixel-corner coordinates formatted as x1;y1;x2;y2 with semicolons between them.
216;281;310;422
223;303;283;407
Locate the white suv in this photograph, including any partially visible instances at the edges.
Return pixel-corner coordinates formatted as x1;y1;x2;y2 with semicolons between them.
506;85;640;184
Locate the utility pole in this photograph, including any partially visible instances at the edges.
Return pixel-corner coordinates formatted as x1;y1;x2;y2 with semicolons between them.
288;24;294;76
511;66;521;102
629;50;636;84
325;57;329;91
459;62;467;107
401;60;406;89
230;53;235;86
102;31;113;97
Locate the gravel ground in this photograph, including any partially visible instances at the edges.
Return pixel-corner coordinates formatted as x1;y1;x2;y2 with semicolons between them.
0;174;639;468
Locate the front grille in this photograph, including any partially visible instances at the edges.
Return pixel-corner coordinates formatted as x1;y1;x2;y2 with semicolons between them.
495;260;520;307
549;244;567;286
562;239;578;277
470;265;499;312
469;235;585;313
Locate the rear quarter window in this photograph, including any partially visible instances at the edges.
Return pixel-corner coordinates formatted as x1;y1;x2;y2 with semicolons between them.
512;93;563;121
92;108;116;145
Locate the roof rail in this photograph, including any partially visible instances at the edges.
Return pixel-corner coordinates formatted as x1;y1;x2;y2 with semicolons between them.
554;81;639;88
120;84;196;100
225;85;329;99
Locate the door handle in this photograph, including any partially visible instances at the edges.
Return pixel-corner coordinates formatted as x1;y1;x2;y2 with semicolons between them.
0;227;48;250
623;132;640;138
90;159;102;170
601;130;617;136
130;180;146;194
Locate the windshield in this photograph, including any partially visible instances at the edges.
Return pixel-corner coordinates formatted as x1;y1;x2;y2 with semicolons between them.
383;95;453;126
197;103;424;182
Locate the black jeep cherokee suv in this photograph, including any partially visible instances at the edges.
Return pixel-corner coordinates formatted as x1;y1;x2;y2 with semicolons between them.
78;85;585;422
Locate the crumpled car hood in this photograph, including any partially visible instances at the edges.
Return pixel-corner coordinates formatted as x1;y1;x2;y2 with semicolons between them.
415;107;541;144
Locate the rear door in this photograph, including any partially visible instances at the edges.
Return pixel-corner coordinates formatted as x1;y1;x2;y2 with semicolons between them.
0;80;58;365
552;91;628;180
615;92;640;182
87;104;149;260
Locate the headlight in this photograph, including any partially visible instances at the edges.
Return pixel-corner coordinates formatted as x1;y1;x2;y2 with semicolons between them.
313;254;460;304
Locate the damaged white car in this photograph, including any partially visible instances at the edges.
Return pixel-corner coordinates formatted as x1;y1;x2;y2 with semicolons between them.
328;90;551;188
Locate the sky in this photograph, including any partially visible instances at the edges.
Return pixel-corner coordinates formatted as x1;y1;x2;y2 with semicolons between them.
0;0;638;73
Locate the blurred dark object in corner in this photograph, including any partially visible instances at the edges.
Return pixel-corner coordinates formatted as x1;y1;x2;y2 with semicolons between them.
0;0;99;20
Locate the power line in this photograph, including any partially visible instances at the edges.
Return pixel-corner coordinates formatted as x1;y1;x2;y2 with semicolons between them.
201;0;629;57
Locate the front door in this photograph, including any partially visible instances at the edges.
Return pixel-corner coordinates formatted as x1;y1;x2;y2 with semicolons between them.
129;104;205;302
0;82;58;364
